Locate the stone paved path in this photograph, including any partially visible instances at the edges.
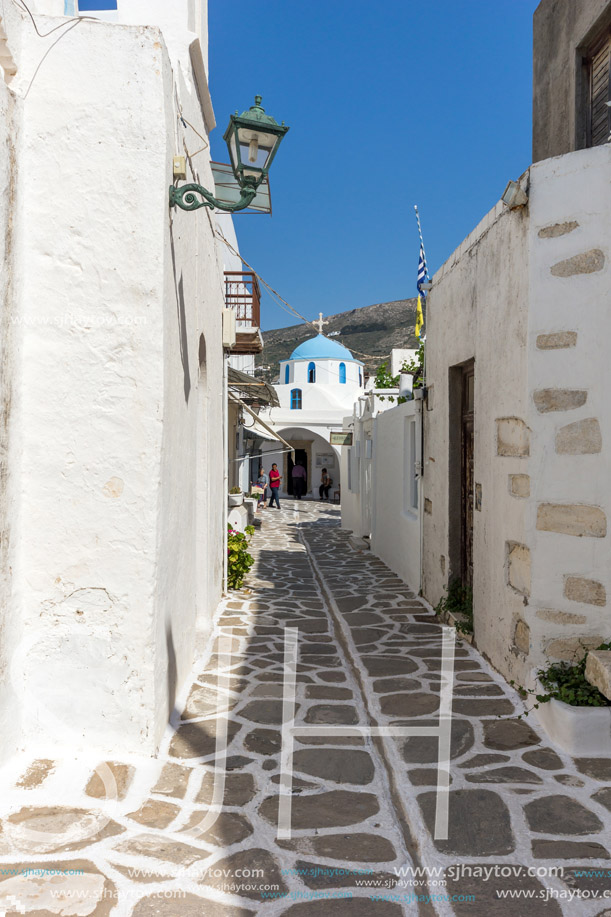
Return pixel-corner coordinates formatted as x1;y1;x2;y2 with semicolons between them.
0;502;610;916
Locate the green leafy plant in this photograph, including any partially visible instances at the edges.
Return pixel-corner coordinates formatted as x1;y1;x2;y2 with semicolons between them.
227;524;255;589
375;343;425;403
510;640;611;712
399;341;425;389
434;578;473;635
229;486;242;494
374;361;399;389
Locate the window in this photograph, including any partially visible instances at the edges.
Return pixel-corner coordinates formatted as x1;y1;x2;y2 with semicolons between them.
359;369;363;387
404;418;419;513
339;362;346;384
307;362;316;383
284;364;290;384
77;0;117;9
587;32;611;147
290;388;302;410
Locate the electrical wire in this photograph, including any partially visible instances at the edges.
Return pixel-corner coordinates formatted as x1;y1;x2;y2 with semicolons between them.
11;0;95;36
174;85;209;163
215;226;415;364
11;0;104;100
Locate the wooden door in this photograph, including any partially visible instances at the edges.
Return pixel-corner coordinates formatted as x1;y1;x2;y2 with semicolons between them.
461;367;474;588
588;32;611;147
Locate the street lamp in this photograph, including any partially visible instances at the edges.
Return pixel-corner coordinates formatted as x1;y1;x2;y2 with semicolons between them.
170;95;289;213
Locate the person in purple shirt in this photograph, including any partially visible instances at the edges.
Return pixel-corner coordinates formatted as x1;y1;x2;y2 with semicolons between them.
291;462;307;500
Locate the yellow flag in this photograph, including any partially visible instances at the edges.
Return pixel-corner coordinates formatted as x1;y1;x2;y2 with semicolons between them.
415;294;424;338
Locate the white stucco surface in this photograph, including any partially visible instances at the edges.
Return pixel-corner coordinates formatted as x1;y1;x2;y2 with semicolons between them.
422;143;611;686
340;391;422;594
0;3;226;760
370;399;422;593
0;21;23;759
422;195;530;683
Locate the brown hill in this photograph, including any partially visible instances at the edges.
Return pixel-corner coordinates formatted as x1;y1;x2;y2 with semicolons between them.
256;298;419;382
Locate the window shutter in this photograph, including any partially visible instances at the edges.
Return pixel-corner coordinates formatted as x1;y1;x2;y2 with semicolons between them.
589;35;611;147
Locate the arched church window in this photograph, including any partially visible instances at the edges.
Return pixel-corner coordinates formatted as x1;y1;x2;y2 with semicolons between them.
308;362;316;383
359;369;363;387
284;364;290;384
291;389;302;410
339;362;346;384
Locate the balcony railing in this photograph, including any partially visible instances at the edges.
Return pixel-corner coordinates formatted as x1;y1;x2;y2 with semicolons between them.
225;271;261;328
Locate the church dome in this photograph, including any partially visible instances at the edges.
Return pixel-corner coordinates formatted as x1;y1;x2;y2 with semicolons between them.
289;334;359;362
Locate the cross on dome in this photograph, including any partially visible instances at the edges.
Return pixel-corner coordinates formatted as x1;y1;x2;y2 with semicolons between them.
313;312;329;334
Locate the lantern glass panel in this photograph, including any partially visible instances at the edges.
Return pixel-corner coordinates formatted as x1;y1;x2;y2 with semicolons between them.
237;127;278;169
228;132;239;173
239;140;273;171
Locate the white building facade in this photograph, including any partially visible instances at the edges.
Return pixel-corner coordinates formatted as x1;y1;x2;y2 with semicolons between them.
0;0;229;761
261;334;364;498
341;380;423;595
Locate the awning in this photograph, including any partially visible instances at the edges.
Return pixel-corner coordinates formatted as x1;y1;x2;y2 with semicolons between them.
229;394;294;459
228;366;280;408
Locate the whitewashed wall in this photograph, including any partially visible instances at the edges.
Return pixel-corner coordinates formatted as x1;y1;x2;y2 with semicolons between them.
423;144;611;686
341;393;422;594
371;399;422;593
0;6;23;758
1;4;226;759
423;198;530;684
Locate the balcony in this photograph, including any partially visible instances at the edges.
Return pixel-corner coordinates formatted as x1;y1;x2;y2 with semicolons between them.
224;271;263;354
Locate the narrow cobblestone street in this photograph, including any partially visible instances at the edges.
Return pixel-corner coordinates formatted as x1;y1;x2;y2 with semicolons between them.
0;503;610;916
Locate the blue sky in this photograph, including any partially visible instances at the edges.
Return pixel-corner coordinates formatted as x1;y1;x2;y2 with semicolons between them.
209;0;540;330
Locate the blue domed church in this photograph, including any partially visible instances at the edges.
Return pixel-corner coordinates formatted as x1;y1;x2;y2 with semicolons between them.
260;328;364;499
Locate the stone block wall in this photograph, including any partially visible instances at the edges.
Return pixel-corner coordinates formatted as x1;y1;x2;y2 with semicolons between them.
525;143;611;675
422;142;611;689
422;198;531;681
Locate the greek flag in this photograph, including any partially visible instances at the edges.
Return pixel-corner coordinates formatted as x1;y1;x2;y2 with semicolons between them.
415;243;427;338
417;243;428;297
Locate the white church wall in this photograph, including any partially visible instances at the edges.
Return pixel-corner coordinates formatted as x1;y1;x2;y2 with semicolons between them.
260;427;340;499
280;358;362;389
1;10;225;759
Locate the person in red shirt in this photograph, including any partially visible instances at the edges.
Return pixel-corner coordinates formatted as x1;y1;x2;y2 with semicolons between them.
268;463;282;508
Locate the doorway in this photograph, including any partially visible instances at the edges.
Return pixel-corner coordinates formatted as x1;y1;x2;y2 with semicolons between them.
461;366;474;588
448;360;474;589
287;449;308;496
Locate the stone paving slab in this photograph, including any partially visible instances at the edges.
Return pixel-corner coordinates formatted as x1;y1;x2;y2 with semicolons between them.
0;502;608;916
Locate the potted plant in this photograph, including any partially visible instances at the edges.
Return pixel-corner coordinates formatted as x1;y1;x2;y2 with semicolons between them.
228;486;244;507
511;642;611;755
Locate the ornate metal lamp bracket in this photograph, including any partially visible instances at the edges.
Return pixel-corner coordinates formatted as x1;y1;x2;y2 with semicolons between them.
169;182;257;213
